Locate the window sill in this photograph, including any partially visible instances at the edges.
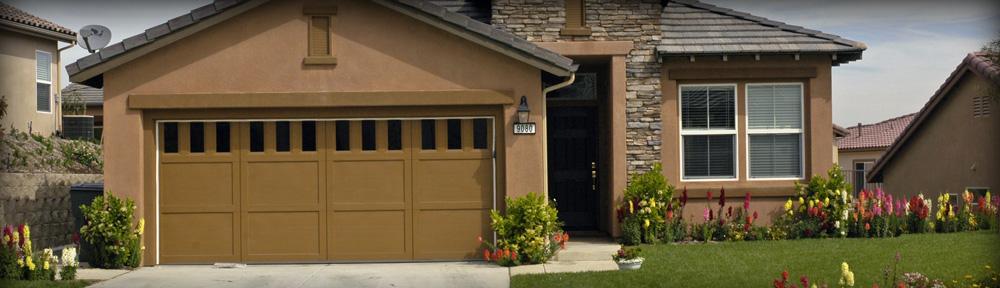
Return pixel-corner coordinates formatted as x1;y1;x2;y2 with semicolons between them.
560;27;591;36
303;56;338;65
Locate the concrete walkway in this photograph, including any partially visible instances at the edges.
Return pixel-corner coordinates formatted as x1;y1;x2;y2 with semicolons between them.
89;262;509;288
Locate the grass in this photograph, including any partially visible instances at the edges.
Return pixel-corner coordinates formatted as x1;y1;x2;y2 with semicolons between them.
513;231;1000;288
0;280;96;288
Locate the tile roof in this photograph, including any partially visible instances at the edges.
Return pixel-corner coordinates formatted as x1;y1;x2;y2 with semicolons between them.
658;0;865;64
427;0;490;23
61;83;103;106
0;1;75;39
836;113;915;151
67;0;575;87
868;52;999;182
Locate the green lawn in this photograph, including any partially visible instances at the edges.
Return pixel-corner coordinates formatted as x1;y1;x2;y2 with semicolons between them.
513;231;1000;288
0;280;96;288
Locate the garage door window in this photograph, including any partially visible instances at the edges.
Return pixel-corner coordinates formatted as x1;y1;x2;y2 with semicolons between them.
250;122;264;152
362;120;376;151
276;121;291;152
335;121;350;151
447;119;462;150
388;120;402;150
302;121;317;152
216;122;231;153
421;120;436;150
473;119;488;149
164;123;178;153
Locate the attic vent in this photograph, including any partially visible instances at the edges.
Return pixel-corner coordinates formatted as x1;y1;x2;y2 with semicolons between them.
973;95;992;118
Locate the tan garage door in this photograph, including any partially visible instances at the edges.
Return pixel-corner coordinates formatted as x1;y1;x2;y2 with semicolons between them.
157;118;494;263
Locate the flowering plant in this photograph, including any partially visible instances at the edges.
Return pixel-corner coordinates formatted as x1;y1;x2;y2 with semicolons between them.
60;247;78;280
487;192;564;266
618;163;674;244
839;262;856;287
611;246;642;263
80;193;144;269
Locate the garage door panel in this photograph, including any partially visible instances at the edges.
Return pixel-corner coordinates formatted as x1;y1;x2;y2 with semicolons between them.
329;211;407;259
246;212;321;257
414;159;491;205
413;210;489;260
329;160;405;204
161;163;235;207
245;162;321;206
160;213;237;259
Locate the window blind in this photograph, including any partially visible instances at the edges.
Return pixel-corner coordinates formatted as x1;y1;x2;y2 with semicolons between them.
36;51;51;82
748;84;801;129
309;16;330;56
36;83;50;112
681;86;735;130
683;135;735;178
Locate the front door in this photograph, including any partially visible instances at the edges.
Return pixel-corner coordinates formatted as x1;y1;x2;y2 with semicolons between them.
547;106;599;231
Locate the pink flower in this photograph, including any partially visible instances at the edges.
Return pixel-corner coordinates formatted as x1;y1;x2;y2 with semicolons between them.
719;187;726;207
744;192;751;211
703;208;711;221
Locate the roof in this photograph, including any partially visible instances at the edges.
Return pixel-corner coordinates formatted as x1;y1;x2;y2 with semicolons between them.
658;0;865;64
868;52;999;182
61;83;103;106
427;0;490;23
836;113;916;151
833;125;849;138
66;0;575;87
0;2;75;41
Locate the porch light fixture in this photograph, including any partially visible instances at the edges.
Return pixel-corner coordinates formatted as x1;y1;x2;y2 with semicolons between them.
516;96;531;123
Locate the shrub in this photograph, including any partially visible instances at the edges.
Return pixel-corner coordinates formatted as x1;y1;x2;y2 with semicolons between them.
618;163;674;244
620;216;642;245
60;140;103;170
0;237;16;280
80;193;144;269
485;192;563;265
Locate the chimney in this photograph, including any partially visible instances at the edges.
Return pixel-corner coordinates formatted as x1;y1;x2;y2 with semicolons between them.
856;123;862;137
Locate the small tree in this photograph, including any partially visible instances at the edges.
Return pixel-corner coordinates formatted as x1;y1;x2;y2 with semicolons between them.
62;93;87;116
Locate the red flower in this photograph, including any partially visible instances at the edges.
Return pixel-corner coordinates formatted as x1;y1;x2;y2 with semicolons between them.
782;270;789;281
744;192;751;211
681;187;689;207
666;210;674;220
707;190;713;203
511;251;518;261
800;276;809;288
865;223;871;231
719;187;726;207
727;206;733;218
483;249;491;261
753;211;759;220
709;210;714;221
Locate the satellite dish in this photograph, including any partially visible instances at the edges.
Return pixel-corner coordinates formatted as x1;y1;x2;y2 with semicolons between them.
77;25;112;53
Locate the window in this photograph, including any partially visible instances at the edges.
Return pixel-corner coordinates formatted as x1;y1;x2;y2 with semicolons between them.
303;5;337;65
361;120;376;151
561;0;590;36
421;120;436;150
747;83;803;179
301;121;316;152
163;123;178;153
473;119;489;149
852;161;874;194
276;121;290;152
387;120;402;151
250;122;264;152
680;85;737;180
447;119;462;150
36;51;51;112
190;122;205;153
216;122;231;153
335;121;350;151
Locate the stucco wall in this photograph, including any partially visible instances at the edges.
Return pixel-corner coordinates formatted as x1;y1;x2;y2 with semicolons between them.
660;55;835;199
493;0;664;175
0;29;61;136
838;150;883;170
882;72;999;197
98;0;552;264
0;173;102;249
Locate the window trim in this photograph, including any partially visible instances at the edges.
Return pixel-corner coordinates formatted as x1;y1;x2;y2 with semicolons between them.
560;0;591;36
303;6;337;65
35;50;53;114
744;82;805;181
678;83;739;182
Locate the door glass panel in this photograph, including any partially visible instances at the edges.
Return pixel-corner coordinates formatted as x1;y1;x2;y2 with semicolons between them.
250;122;264;152
335;121;350;151
421;120;436;150
215;122;230;153
276;121;290;152
387;120;402;151
361;120;376;151
447;119;462;150
163;123;178;153
301;121;316;152
190;122;205;153
473;119;488;149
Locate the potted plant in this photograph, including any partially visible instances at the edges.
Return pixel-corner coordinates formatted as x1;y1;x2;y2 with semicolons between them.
612;246;643;270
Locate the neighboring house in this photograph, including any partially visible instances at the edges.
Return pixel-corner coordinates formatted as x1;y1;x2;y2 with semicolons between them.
835;113;915;194
61;83;105;139
0;2;76;136
869;52;998;200
65;0;863;265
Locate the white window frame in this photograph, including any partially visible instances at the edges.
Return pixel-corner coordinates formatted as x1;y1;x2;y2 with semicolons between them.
678;83;739;182
35;50;52;114
745;82;805;181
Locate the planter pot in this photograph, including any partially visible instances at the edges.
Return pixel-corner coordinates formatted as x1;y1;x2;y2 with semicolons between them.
616;258;644;270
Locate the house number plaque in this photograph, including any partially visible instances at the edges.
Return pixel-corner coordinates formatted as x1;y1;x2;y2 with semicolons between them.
513;123;536;135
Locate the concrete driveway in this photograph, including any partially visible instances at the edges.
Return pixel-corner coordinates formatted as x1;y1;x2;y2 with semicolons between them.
90;262;509;288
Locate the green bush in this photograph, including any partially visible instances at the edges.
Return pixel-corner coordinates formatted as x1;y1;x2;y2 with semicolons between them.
620;216;642;245
0;244;17;280
619;163;674;244
59;265;76;281
80;193;143;269
489;192;563;265
60;140;102;170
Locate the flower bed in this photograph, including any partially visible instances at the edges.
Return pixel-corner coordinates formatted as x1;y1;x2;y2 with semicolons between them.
1;224;80;282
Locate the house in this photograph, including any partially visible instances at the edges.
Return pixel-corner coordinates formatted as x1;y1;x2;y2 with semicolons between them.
61;83;105;139
835;113;915;193
0;2;76;136
65;0;863;265
869;52;998;200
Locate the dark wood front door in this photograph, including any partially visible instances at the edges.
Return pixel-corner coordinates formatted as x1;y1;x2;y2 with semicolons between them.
548;106;599;231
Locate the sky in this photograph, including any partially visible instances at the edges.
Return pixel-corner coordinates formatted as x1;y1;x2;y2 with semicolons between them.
7;0;999;126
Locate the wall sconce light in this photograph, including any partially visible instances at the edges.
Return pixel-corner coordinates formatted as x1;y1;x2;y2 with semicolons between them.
517;96;530;123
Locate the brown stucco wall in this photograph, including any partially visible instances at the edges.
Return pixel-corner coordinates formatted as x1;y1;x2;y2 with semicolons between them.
0;29;61;136
882;72;999;197
660;55;835;203
99;0;550;265
838;150;883;169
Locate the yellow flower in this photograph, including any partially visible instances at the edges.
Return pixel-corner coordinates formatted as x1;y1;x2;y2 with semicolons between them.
138;218;146;235
649;199;656;209
16;258;23;267
26;257;35;271
43;261;49;270
799;197;805;205
784;199;793;212
629;201;634;214
823;197;830;207
643;219;650;229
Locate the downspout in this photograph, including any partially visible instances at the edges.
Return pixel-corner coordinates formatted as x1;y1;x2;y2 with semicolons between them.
541;72;576;196
56;41;75;134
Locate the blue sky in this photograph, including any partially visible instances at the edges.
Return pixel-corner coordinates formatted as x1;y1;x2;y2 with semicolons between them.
8;0;999;126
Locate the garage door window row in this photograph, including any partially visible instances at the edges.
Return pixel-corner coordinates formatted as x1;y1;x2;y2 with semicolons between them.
162;122;232;154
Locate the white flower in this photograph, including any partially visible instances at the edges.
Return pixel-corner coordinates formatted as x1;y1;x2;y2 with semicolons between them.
834;221;841;229
841;209;849;221
61;247;78;267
